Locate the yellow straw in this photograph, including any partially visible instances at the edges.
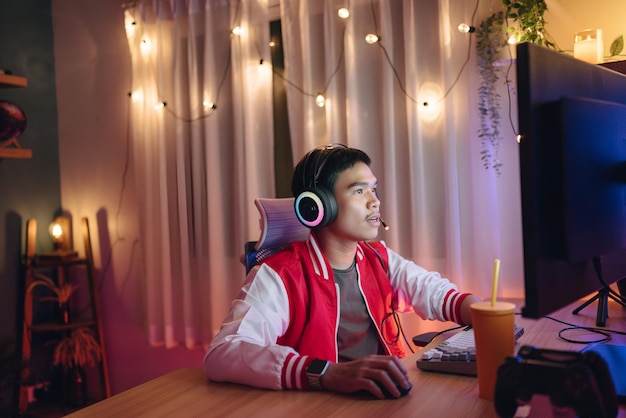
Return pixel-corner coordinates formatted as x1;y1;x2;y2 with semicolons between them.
491;258;501;307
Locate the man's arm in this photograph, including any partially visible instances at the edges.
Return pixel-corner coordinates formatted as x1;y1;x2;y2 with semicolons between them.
204;265;303;390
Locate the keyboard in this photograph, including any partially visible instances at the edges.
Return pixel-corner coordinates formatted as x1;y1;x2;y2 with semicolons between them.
415;326;524;376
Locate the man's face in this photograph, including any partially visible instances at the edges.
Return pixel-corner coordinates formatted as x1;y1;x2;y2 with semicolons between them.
326;161;382;243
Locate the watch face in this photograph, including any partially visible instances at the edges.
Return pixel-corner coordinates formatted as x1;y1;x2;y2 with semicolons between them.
307;359;328;374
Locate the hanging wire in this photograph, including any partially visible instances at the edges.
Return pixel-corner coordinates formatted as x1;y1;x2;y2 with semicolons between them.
271;24;347;100
437;0;480;103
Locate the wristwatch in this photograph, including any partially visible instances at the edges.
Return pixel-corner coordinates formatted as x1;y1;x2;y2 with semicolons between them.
306;359;330;390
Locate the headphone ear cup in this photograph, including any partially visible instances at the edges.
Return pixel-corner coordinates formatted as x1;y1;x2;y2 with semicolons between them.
294;186;337;228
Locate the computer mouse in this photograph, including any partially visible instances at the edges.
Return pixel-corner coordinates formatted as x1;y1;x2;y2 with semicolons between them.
412;331;439;347
378;381;413;398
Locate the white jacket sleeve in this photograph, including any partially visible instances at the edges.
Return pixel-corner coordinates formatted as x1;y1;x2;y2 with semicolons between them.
203;263;301;390
385;245;468;324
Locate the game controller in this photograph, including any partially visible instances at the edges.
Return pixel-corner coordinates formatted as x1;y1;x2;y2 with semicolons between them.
494;345;618;418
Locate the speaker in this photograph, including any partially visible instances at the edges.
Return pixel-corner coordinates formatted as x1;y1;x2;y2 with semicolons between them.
294;144;346;228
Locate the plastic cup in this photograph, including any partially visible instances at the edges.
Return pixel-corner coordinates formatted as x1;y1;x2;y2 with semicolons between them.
470;301;516;401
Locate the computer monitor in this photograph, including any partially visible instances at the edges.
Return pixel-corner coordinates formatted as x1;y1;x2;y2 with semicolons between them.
516;42;626;322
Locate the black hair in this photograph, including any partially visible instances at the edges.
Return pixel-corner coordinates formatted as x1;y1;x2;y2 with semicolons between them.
291;145;371;197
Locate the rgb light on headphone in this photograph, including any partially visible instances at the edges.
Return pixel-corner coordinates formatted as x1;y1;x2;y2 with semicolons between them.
294;191;325;228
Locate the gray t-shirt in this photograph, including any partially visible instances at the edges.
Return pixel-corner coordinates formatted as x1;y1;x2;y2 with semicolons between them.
333;261;383;362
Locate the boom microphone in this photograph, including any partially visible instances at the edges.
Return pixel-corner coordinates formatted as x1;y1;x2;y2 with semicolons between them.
380;218;390;231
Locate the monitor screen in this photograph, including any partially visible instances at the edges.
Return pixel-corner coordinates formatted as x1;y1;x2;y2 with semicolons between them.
516;42;626;319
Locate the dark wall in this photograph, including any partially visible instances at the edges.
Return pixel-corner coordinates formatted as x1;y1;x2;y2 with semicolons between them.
0;0;60;414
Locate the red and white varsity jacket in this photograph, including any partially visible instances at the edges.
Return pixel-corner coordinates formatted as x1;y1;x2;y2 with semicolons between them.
203;234;471;391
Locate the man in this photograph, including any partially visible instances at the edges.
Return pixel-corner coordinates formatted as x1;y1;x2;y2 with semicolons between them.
204;144;481;399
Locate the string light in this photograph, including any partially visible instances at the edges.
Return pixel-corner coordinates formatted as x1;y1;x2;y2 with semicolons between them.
365;34;379;44
457;23;475;33
134;0;475;123
203;100;217;110
124;15;137;38
154;101;166;110
315;93;326;108
140;37;151;53
417;82;443;122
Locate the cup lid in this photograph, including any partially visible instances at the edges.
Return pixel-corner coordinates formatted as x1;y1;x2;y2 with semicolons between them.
470;301;515;313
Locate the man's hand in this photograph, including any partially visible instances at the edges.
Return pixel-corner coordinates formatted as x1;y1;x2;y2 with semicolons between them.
320;355;411;399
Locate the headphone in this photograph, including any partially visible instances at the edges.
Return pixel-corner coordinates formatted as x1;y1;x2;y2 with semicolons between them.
294;143;347;228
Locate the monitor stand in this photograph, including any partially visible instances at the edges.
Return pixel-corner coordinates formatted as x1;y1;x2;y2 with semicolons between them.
573;286;626;327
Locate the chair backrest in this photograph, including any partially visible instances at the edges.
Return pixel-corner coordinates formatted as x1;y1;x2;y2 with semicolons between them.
244;197;310;273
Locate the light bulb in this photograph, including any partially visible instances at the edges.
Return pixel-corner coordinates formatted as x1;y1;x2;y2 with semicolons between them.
48;219;66;251
140;37;151;53
457;23;475;33
365;34;379;44
231;26;242;36
315;94;326;108
50;223;63;239
338;8;350;19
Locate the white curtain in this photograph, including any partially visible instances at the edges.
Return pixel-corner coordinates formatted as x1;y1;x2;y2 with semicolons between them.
124;0;524;349
124;0;274;349
280;0;524;300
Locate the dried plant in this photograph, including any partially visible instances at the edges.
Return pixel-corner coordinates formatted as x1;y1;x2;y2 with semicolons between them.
53;327;101;369
26;273;77;307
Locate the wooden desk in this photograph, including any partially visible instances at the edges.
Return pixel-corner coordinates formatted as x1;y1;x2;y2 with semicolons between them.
69;297;626;417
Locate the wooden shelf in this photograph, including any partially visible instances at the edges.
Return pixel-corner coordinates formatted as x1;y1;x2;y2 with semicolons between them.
20;218;110;414
31;319;97;334
0;73;28;87
0;147;32;159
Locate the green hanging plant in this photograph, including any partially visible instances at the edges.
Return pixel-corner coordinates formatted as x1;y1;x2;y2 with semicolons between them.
476;11;506;175
474;1;554;175
502;0;555;49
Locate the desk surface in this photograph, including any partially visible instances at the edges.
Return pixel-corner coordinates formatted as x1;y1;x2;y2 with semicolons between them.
69;297;626;417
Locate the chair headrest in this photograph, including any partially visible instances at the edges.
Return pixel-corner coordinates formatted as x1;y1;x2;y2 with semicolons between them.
254;198;310;251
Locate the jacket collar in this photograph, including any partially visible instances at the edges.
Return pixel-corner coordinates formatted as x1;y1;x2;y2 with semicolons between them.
305;233;365;281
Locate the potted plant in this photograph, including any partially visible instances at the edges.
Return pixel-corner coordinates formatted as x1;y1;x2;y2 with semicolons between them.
53;327;101;407
26;273;77;324
502;0;555;48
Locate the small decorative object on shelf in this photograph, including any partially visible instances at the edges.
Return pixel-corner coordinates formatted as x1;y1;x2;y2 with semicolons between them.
0;99;31;159
0;100;26;140
38;216;79;261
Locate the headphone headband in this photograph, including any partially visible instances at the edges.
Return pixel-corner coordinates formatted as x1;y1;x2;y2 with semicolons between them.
302;143;347;190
